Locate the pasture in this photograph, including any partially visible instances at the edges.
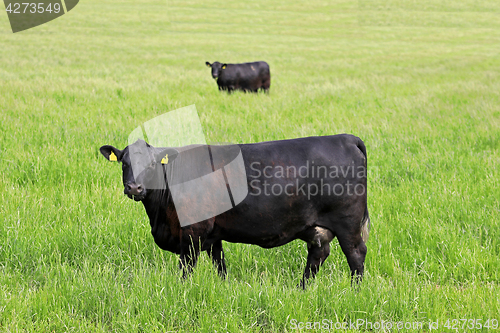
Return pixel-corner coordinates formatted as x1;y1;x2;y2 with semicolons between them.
0;0;499;331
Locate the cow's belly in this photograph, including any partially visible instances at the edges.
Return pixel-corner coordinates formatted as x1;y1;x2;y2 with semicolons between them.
214;196;323;248
219;221;304;248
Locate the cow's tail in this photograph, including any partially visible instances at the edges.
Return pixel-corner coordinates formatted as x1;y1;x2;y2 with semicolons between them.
356;136;370;243
361;204;370;243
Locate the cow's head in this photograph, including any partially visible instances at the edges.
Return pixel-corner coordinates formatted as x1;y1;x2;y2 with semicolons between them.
205;61;227;79
100;140;179;201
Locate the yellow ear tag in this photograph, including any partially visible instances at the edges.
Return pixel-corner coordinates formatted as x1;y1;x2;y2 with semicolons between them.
109;151;117;161
161;154;169;164
222;65;227;69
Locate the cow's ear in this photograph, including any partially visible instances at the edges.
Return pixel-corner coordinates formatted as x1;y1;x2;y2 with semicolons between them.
154;148;179;165
221;64;227;69
100;145;122;162
205;61;212;67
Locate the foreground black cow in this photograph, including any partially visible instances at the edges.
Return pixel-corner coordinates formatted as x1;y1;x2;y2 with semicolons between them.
100;134;369;288
205;61;271;93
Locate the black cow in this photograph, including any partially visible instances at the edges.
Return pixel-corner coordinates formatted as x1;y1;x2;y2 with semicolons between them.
205;61;271;93
100;134;369;288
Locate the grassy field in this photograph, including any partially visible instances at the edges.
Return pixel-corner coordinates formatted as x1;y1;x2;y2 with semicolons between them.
1;0;499;331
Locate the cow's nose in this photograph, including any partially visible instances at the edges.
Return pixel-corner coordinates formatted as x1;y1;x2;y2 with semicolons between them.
125;183;144;195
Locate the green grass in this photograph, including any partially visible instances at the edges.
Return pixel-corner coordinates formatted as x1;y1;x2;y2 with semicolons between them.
1;0;499;331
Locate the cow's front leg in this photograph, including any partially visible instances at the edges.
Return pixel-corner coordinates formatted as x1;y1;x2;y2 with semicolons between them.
179;236;200;279
206;240;227;278
299;227;334;289
300;242;331;289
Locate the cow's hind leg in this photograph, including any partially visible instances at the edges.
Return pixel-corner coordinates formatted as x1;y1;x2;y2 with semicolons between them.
206;240;227;278
336;226;367;284
262;77;270;93
300;227;334;289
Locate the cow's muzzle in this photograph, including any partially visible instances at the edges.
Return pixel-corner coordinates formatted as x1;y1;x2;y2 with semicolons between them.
124;183;145;201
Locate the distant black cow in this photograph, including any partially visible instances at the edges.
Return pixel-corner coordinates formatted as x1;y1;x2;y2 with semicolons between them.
100;134;369;288
205;61;271;93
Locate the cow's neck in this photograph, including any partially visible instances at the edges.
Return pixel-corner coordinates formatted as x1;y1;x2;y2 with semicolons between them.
142;189;169;234
141;189;181;253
